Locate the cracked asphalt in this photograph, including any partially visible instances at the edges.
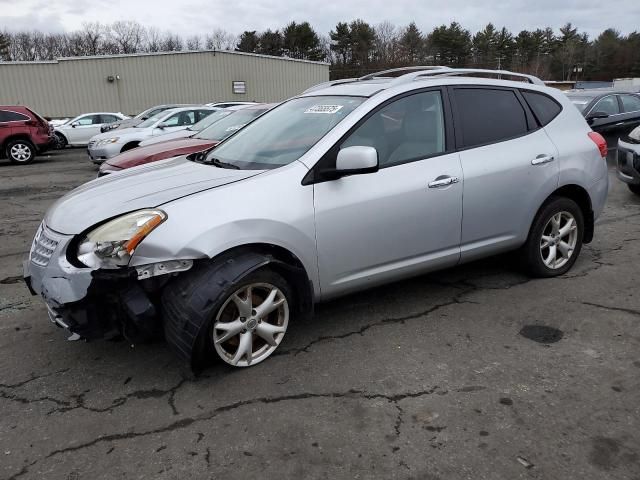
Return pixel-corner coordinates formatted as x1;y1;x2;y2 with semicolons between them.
1;146;639;480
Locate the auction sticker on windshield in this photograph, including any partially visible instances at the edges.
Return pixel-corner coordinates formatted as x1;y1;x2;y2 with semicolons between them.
304;105;344;114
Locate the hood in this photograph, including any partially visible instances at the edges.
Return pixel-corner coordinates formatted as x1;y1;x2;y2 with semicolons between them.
45;157;262;234
104;138;217;170
141;129;194;146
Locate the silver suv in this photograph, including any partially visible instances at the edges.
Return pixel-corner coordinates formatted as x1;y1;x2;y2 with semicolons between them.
24;67;609;369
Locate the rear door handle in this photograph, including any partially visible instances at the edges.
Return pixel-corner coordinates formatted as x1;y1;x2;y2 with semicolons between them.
531;154;555;165
428;176;459;188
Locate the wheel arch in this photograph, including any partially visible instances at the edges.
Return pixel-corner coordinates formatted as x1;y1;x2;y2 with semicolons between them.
121;141;140;153
543;184;594;243
162;244;314;370
2;133;34;152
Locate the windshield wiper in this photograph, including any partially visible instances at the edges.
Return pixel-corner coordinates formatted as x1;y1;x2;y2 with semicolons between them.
205;156;240;169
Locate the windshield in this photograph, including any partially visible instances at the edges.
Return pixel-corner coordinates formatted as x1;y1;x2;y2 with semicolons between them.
187;110;232;132
567;96;592;112
204;96;364;170
136;112;167;128
196;108;269;141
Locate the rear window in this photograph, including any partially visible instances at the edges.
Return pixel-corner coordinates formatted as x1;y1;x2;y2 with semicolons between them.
453;88;528;148
0;110;30;122
522;91;562;126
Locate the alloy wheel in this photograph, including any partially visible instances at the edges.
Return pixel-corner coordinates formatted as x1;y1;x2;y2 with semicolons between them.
10;143;32;162
540;211;578;269
212;282;289;367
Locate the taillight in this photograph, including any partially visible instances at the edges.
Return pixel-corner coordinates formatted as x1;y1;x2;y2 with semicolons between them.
588;132;607;158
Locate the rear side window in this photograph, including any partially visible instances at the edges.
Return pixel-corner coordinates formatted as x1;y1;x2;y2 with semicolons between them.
0;110;30;122
453;88;528;148
522;91;562;126
620;94;640;113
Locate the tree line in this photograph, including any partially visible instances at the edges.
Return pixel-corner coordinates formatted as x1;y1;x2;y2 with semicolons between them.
1;20;639;81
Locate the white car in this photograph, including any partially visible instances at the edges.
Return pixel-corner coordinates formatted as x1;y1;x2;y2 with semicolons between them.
54;113;129;147
139;105;250;147
87;107;219;163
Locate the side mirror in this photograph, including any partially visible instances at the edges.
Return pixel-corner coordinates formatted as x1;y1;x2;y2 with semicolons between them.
157;122;167;129
586;111;609;124
320;146;379;180
71;122;79;128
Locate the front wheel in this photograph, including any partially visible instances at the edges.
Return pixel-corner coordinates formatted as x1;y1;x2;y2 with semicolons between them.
520;197;584;277
162;266;293;369
6;139;36;164
628;184;640;196
54;132;67;149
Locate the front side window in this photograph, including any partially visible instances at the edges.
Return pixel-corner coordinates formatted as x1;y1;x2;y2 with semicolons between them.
75;115;101;125
592;96;620;115
205;96;365;170
163;111;196;127
453;88;528;148
340;91;445;167
620;94;640;113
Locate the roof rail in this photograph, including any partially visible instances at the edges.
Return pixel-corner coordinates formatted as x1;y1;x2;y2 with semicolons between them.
358;66;451;81
389;68;544;86
302;78;359;94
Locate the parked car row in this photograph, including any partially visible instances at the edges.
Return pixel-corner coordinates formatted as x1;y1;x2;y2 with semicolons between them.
24;66;613;370
98;103;275;175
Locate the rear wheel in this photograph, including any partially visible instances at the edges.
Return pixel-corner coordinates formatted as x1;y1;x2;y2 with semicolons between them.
628;184;640;196
6;139;35;164
521;197;584;277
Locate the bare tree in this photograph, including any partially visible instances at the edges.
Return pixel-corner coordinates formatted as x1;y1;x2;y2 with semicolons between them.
205;28;237;50
145;27;163;52
108;20;146;54
375;21;400;65
185;35;202;50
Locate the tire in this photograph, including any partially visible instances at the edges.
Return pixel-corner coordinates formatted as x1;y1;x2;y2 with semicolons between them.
628;184;640;196
162;263;293;369
54;132;67;149
520;197;584;277
6;139;36;164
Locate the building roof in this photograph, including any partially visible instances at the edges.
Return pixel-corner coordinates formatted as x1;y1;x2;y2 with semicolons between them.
0;49;330;66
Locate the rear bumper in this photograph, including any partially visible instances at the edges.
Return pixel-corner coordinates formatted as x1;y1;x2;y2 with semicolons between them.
617;139;640;185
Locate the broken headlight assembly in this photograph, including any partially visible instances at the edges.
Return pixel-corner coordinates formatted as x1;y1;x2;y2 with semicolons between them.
76;209;167;269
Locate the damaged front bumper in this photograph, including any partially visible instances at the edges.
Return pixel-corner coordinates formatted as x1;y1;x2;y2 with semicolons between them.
23;223;189;343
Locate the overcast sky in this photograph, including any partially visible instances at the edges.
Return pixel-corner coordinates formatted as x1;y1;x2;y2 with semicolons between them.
2;0;638;38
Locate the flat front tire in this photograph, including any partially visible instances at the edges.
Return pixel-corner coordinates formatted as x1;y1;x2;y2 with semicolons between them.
162;265;293;369
521;197;584;277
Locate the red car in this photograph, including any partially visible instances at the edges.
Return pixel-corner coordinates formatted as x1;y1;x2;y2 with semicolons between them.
0;106;53;164
98;104;274;176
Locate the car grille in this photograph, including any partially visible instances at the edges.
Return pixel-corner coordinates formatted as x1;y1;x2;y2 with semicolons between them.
30;223;59;267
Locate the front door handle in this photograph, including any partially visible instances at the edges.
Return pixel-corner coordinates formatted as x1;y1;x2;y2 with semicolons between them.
531;154;555;165
428;176;459;188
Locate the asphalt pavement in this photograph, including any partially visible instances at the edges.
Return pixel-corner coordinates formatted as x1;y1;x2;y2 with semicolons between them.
1;146;639;479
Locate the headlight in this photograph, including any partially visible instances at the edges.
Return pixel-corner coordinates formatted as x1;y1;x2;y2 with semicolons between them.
96;137;119;146
76;209;167;269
